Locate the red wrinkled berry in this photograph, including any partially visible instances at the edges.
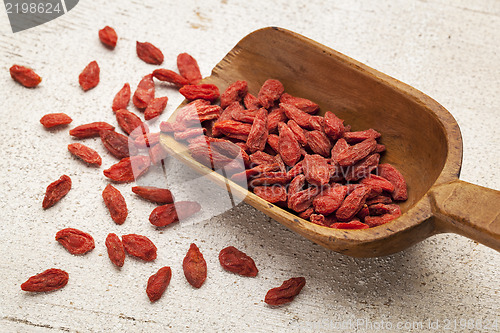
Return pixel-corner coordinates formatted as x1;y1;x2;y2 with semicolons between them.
68;143;102;166
79;61;100;91
183;243;207;288
102;184;128;224
55;228;95;255
21;269;68;292
146;266;171;302
105;233;125;267
122;234;157;261
10;64;41;88
136;41;164;65
219;246;258;277
264;277;306;305
40;113;72;128
42;175;71;209
98;26;117;49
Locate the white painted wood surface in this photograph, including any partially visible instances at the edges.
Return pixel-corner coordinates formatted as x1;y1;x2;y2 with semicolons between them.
0;0;499;332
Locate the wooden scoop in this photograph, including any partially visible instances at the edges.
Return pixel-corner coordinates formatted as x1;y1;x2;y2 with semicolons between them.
160;27;500;257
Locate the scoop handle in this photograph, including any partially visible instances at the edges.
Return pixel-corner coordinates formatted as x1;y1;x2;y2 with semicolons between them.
430;180;500;251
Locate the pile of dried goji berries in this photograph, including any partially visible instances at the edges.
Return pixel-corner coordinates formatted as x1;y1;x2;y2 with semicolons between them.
14;26;305;306
160;79;408;229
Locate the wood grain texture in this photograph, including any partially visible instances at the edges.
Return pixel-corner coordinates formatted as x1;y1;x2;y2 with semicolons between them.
0;0;498;332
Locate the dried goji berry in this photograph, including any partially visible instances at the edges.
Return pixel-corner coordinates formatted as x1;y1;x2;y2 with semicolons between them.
250;151;276;166
288;174;306;200
310;214;327;226
122;234;157;261
305;130;332;157
231;163;281;183
246;108;269;153
79;61;100;91
377;163;408;201
182;105;222;126
267;107;287;133
288;186;320;213
278;122;301;167
132;186;174;204
100;129;137;159
264;277;306;305
105;233;125;267
42;175;71;209
219;246;258;277
212;120;252;141
136;41;164;65
298;207;314;220
267;134;280;153
258;79;284;109
98;26;117;49
360;174;395;194
344;153;380;182
112;83;131;112
40;113;72;128
149;143;168;164
146;266;171;302
134;132;161;148
324;112;345;140
174;128;206;141
144;97;168;121
21;268;68;292
280;93;318;114
102;184;128;225
365;204;402;227
250;172;291;186
133;74;155;109
177;53;202;84
103;155;150;182
286;160;304;178
69;122;115;138
55;228;95;255
330;138;349;165
212;102;242;137
336;138;377;167
343;128;381;143
287;120;307;146
183;243;207;288
281;103;323;131
254;185;287;204
152;69;189;87
303;154;330;186
220;80;248;108
330;221;369;229
10;64;41;88
179;84;220;102
149;201;201;227
336;185;371;221
68;143;102;166
313;185;348;215
232;108;259;123
244;92;260;109
366;195;393;206
115;109;149;138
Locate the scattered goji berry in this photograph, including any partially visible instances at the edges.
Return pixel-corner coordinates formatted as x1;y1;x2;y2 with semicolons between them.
136;41;164;65
219;246;258;277
122;234;157;261
146;266;171;302
55;228;95;255
68;143;102;166
131;186;174;204
98;26;117;49
102;184;128;224
177;53;202;84
133;74;155;109
183;243;207;288
149;201;201;227
21;269;69;292
10;64;41;88
115;109;149;139
40;113;72;128
112;83;131;112
100;129;137;159
69;122;115;138
42;175;71;209
103;155;150;182
79;61;100;91
179;84;220;102
144;97;168;121
264;277;306;305
105;233;125;267
153;69;189;87
134;132;161;148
